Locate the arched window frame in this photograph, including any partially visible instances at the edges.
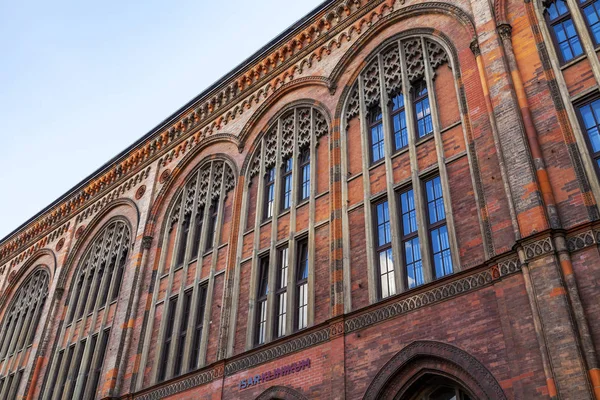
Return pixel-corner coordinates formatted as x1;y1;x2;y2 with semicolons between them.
0;268;49;400
143;159;235;385
241;105;328;350
342;36;461;303
42;220;130;400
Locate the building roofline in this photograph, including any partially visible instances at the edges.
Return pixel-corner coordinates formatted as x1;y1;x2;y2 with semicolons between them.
0;0;336;246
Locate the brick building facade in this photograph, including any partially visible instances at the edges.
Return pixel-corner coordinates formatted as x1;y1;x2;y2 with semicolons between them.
1;0;600;398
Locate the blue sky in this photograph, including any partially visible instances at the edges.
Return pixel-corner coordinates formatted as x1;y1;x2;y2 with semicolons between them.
0;0;324;240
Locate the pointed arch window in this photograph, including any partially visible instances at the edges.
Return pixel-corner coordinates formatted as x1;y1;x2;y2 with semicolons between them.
142;159;235;385
43;220;129;400
0;268;49;400
343;36;460;301
244;105;327;347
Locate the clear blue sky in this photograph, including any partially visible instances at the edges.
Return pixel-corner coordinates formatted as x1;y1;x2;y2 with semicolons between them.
0;0;324;240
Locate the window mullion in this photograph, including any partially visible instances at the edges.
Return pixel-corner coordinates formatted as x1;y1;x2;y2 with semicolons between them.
265;119;284;343
399;38;433;284
152;194;185;383
358;73;379;304
246;140;266;350
422;37;461;272
567;0;600;79
377;51;405;295
197;162;226;368
306;108;317;326
285;109;299;336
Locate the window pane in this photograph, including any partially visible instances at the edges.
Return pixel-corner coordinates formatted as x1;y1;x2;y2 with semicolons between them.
432;226;453;278
405;238;423;289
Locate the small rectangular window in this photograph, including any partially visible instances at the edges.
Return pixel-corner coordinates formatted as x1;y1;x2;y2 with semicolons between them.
281;158;293;211
176;219;190;267
78;334;97;400
581;0;600;44
66;340;86;399
414;81;433;138
205;204;218;252
57;345;75;399
298;149;311;202
264;168;276;219
546;0;584;62
425;177;453;279
370;107;385;163
400;189;423;289
158;298;178;382
191;209;204;259
295;240;309;330
174;291;192;376
48;350;64;399
189;284;208;370
578;98;600;174
88;329;109;399
391;94;408;151
274;247;288;338
374;200;396;299
255;256;270;345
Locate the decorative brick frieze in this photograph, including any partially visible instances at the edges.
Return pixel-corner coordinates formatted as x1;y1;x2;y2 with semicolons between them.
134;366;223;400
522;237;554;261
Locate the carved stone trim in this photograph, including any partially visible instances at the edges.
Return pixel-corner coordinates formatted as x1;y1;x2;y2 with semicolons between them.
134;366;222;400
566;229;598;252
522;237;554;261
497;23;513;41
346;261;520;333
470;39;481;57
224;325;331;376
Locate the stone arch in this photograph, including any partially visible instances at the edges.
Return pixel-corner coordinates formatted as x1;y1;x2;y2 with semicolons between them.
144;152;238;240
256;385;309;400
332;28;462;124
57;204;136;291
237;78;333;150
329;2;474;92
239;99;332;178
363;341;507;400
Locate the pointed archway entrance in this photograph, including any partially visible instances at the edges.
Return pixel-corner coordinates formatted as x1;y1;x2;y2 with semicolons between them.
363;341;507;400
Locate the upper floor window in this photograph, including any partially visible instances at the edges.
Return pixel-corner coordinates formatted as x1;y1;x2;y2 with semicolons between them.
426;176;453;279
295;239;309;330
344;37;459;301
374;200;396;299
43;220;130;400
264;167;276;219
545;0;584;62
391;93;408;151
370;107;385;163
414;80;433;138
255;256;269;345
400;189;423;289
245;106;327;347
298;149;311;202
578;97;600;172
146;159;235;384
281;158;293;211
0;268;49;398
581;0;600;44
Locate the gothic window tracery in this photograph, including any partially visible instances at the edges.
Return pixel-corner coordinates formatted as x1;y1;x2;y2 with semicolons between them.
43;220;130;400
344;36;459;301
243;105;328;348
148;159;235;384
0;268;49;400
